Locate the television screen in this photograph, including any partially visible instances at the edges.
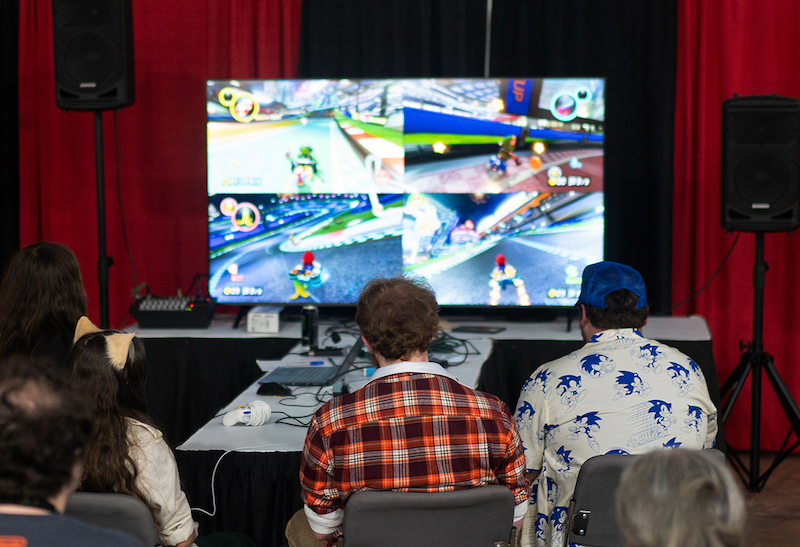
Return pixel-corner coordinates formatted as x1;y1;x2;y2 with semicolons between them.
207;78;604;307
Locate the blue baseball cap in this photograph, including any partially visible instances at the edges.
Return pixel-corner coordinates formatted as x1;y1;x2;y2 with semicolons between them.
577;261;648;308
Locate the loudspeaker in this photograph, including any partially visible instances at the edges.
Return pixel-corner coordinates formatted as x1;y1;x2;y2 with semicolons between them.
721;95;800;232
52;0;135;111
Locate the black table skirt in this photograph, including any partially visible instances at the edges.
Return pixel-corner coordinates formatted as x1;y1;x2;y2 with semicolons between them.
144;337;297;446
177;450;303;547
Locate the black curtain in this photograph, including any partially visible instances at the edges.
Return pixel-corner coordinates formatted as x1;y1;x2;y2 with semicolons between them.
298;0;677;312
1;1;20;270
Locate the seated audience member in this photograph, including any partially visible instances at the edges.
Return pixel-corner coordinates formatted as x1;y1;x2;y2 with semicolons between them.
287;277;528;547
0;355;141;547
0;242;88;367
69;317;256;547
617;449;745;547
514;261;718;547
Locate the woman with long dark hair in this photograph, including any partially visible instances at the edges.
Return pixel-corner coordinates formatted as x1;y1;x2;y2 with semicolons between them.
0;242;87;366
68;317;199;547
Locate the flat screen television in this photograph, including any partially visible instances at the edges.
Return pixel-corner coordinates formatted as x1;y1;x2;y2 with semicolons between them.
207;78;604;307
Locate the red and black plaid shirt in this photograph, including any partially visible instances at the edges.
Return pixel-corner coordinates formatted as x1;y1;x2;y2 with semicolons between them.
299;364;529;518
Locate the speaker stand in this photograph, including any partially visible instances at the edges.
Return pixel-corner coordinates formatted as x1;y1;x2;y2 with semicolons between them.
720;232;800;492
94;111;113;328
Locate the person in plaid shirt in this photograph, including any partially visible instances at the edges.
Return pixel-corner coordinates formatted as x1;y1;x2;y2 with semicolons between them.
286;277;529;546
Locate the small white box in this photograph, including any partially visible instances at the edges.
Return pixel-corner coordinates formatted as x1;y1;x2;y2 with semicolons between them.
247;306;283;334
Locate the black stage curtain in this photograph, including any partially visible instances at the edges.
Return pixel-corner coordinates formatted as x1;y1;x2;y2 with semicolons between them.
1;1;20;269
298;0;488;78
299;0;677;313
144;337;298;446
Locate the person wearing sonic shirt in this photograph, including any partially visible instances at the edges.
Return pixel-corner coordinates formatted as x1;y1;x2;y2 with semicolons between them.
514;261;718;547
287;277;529;547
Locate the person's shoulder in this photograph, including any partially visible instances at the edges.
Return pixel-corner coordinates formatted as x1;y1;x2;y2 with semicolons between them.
63;515;142;547
13;514;143;547
457;382;514;417
125;417;164;443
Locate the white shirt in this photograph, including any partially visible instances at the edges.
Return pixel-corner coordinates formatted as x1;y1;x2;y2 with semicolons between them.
514;328;718;547
126;418;197;546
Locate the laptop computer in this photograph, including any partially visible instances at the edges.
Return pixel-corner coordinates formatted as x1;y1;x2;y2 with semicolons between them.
258;337;364;386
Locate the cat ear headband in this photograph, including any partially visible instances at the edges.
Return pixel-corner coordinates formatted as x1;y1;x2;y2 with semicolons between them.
73;316;135;370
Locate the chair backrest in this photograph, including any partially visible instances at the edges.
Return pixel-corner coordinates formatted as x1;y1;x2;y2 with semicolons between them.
565;448;726;547
65;492;159;547
566;454;632;547
337;485;517;547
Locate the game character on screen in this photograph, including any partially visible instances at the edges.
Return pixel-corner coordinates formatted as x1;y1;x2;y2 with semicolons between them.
402;194;441;265
287;145;320;187
489;254;530;306
489;135;522;173
289;251;322;300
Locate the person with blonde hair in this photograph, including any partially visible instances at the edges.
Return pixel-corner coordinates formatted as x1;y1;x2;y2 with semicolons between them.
616;449;745;547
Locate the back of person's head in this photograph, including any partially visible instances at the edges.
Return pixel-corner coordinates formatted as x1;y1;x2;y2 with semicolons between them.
578;261;649;329
355;276;439;361
68;318;149;424
0;354;93;504
616;449;745;547
68;318;151;498
0;242;88;360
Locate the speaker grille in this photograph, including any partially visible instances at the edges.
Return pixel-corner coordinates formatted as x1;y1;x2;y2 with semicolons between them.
732;150;791;205
721;95;800;232
63;32;116;88
52;0;135;111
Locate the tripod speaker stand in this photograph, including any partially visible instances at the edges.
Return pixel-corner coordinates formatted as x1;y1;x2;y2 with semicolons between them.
720;232;800;492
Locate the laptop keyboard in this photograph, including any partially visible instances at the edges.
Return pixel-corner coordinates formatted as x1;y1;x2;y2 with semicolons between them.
265;366;335;384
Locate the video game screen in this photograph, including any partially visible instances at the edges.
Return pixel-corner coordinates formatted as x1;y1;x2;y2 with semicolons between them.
207;78;604;307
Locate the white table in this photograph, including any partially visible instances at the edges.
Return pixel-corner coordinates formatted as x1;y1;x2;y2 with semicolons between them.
178;337;493;453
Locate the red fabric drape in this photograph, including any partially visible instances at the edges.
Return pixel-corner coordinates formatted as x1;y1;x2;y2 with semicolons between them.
18;0;301;327
675;0;800;450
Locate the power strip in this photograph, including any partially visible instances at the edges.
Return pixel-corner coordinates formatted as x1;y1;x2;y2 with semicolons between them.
135;296;216;329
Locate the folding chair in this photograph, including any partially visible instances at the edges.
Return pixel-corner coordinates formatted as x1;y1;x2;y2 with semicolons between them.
336;485;518;547
65;491;159;547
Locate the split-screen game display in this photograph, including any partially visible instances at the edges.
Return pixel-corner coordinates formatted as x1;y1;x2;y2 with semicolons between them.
207;78;605;307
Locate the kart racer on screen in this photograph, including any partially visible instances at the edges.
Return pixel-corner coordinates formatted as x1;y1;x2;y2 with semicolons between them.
289;251;322;300
489;254;531;306
489;135;523;173
287;145;320;187
402;193;441;265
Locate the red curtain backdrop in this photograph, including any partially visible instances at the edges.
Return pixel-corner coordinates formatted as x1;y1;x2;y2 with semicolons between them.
674;0;800;450
18;0;301;327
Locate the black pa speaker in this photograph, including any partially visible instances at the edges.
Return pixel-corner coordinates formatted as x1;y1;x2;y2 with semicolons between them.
52;0;135;111
721;95;800;232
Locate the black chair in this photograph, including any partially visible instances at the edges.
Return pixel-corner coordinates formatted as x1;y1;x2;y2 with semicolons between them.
65;492;159;547
564;448;726;547
336;485;518;547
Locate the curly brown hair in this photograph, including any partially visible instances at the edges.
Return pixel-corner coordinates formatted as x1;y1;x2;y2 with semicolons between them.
355;277;440;361
0;355;93;504
0;242;88;364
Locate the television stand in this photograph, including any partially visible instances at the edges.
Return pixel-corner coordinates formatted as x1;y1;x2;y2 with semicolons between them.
233;306;252;329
